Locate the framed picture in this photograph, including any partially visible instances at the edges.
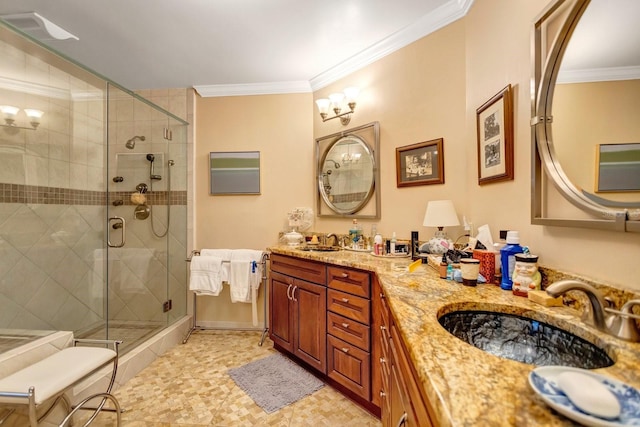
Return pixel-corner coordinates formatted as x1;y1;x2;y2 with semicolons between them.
476;84;514;185
395;138;444;187
210;151;260;195
595;143;640;192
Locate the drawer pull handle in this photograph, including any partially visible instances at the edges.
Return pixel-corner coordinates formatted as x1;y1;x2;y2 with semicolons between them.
341;297;349;303
341;272;349;278
341;323;350;328
341;347;349;353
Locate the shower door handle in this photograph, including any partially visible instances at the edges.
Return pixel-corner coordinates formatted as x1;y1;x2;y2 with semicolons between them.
108;216;126;247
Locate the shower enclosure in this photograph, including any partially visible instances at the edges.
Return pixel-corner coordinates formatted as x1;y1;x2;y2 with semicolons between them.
0;22;188;355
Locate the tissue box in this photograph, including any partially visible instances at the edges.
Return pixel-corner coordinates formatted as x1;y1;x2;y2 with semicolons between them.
473;249;496;284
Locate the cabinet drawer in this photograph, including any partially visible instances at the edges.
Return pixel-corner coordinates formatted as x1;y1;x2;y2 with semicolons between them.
327;266;370;298
270;253;326;285
328;311;370;351
327;335;371;400
328;289;370;324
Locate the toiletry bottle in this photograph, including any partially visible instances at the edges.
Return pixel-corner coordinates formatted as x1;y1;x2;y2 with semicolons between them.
500;231;524;291
349;219;359;249
389;232;397;255
446;263;453;280
374;233;383;255
411;231;419;260
439;253;448;279
356;221;363;249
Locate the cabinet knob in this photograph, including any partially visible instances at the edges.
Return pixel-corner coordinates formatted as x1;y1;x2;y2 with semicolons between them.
380;390;386;397
341;297;349;303
341;322;350;328
341;272;349;278
380;325;386;331
341;347;350;353
379;357;386;364
380;292;385;299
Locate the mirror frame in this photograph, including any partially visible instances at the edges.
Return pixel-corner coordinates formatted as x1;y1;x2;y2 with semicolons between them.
315;121;380;218
531;0;640;232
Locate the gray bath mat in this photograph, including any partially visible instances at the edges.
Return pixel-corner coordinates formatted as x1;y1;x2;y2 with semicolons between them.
228;352;324;413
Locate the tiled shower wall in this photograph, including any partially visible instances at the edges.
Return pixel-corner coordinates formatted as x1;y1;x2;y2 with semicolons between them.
0;26;189;339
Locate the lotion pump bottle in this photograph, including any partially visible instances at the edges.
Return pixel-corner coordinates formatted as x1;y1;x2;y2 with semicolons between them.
500;231;524;290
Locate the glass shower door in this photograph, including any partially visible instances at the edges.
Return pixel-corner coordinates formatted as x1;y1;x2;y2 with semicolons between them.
106;84;170;351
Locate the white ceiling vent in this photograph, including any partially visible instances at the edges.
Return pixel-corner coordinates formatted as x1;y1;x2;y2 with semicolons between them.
0;12;78;41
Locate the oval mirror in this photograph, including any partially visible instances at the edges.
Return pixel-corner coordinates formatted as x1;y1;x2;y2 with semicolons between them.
319;134;374;215
532;0;640;232
315;122;380;218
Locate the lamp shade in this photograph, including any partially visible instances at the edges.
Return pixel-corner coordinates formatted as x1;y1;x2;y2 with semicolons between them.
423;200;460;228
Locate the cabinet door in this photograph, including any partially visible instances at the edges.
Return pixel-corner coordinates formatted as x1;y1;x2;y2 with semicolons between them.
293;279;327;373
270;271;294;352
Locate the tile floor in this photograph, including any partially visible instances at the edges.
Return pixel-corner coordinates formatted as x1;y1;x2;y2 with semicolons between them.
85;330;381;426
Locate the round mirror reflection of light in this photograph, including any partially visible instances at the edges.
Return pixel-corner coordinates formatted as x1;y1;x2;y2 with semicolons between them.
318;134;375;215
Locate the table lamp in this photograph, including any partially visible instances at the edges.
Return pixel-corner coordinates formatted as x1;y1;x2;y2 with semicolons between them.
422;200;460;254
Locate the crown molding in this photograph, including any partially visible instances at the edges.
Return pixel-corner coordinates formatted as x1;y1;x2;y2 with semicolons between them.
194;0;474;97
309;0;474;91
194;81;311;98
557;65;640;84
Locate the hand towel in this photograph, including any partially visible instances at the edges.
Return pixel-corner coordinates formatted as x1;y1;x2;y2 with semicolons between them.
229;249;263;326
189;255;223;296
200;249;232;282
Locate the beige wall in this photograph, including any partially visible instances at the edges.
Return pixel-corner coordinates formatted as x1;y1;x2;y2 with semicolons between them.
194;93;313;326
553;80;640;202
193;0;640;326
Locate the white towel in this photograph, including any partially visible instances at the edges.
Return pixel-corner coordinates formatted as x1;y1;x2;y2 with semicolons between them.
189;256;223;296
200;249;232;282
229;249;263;326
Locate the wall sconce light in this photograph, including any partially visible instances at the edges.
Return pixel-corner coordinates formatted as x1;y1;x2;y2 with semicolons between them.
315;87;359;126
0;105;44;130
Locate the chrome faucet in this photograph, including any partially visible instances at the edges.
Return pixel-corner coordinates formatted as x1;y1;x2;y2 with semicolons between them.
325;233;339;247
546;279;640;342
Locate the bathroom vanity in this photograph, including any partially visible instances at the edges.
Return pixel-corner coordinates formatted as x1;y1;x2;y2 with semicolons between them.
268;245;640;426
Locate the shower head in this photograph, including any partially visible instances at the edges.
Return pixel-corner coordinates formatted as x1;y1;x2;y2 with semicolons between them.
146;153;155;162
125;135;146;150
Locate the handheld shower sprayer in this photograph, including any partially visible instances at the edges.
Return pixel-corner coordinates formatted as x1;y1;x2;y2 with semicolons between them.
146;153;162;180
125;135;146;150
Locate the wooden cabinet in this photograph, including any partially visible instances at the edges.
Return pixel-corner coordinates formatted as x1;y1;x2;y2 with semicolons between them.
270;255;327;373
270;253;431;419
326;265;371;400
375;278;436;427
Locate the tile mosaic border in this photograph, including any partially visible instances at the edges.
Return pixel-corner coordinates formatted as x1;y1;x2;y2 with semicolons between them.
0;183;186;205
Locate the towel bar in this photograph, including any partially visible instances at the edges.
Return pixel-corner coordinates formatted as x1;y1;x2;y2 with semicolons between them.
183;250;270;346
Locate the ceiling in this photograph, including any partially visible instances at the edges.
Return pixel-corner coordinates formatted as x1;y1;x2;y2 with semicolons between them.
0;0;472;94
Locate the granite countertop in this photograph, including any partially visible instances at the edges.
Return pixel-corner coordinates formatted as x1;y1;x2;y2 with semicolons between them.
268;245;640;426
